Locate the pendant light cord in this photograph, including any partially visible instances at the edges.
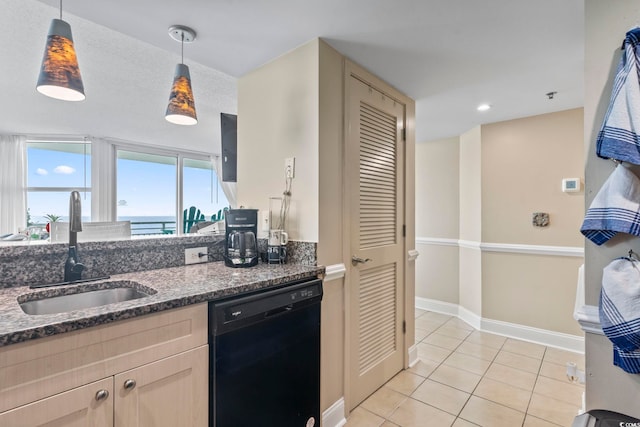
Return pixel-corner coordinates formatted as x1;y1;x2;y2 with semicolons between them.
59;0;62;19
181;32;185;64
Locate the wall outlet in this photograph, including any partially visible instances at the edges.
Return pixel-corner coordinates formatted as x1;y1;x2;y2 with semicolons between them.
185;247;208;265
285;157;295;179
260;210;270;232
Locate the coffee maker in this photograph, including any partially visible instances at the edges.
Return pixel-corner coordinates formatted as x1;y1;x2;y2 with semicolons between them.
224;209;259;268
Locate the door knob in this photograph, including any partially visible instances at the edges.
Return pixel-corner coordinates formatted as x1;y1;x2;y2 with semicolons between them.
123;379;137;390
95;389;109;401
351;256;372;266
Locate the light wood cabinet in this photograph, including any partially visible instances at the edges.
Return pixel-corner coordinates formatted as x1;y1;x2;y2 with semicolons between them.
0;304;208;427
114;346;208;427
0;377;113;427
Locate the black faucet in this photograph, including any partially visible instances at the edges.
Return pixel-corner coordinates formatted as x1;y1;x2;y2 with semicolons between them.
64;191;85;282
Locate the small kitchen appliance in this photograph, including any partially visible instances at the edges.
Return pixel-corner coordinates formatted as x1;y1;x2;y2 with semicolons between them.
224;209;258;268
267;229;288;264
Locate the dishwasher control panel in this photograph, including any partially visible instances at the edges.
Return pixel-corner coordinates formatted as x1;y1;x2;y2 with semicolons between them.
210;279;323;334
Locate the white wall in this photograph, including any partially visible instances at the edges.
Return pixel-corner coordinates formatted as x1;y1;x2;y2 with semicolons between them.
0;0;237;156
459;126;483;316
236;40;320;241
415;137;459;304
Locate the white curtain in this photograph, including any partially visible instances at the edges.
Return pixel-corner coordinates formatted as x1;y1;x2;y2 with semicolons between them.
214;155;237;208
91;138;116;222
0;135;27;235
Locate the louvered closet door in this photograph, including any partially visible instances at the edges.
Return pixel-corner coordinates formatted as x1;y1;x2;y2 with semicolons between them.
346;75;405;409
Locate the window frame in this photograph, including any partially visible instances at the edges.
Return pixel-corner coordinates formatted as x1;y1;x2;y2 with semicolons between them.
25;138;92;225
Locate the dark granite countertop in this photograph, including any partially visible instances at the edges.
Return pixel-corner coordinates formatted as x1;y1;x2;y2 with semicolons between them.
0;262;324;347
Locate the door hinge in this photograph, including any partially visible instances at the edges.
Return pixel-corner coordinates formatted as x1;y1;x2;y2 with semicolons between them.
402;224;406;237
402;320;406;334
402;128;406;141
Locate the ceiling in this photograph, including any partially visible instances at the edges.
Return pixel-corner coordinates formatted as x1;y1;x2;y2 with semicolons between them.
2;0;584;154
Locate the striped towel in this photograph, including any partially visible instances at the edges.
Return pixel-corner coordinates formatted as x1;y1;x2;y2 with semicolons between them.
600;257;640;373
597;27;640;164
581;164;640;245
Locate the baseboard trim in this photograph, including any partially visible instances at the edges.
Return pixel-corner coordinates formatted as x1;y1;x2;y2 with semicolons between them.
415;297;584;353
322;397;347;427
458;305;482;330
481;317;584;353
415;297;458;316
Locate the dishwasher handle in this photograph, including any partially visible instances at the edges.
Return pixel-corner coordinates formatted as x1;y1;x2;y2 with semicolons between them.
264;304;293;318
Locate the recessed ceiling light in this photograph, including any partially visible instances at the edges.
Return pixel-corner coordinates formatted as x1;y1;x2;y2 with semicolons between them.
477;104;491;112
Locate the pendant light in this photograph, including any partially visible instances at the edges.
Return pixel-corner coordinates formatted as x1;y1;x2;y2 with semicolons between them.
165;25;197;126
36;0;85;101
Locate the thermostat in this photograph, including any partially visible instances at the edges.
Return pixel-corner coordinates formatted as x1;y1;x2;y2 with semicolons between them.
562;178;581;193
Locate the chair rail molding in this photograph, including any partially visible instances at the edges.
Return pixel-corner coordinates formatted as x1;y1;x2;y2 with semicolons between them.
416;236;584;257
324;263;346;282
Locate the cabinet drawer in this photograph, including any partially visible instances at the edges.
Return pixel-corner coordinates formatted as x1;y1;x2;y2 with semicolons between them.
0;303;207;412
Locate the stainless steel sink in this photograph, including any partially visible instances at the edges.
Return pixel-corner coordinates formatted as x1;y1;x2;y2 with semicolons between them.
19;283;154;315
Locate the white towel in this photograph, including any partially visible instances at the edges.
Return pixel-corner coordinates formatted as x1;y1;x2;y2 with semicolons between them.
581;164;640;245
597;27;640;164
600;257;640;373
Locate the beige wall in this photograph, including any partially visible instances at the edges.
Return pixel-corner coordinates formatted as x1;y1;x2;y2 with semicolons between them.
238;39;416;415
237;39;319;241
459;127;482;242
416;111;585;336
479;109;584;335
415;137;460;237
584;0;640;417
481;109;584;246
459;126;483;315
415;137;459;304
482;253;583;335
317;41;345;411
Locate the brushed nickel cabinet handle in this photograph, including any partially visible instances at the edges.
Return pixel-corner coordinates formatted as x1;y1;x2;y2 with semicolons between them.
95;389;109;401
123;379;137;390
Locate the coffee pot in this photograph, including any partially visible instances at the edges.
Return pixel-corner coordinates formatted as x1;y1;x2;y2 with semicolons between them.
227;230;257;259
224;209;259;268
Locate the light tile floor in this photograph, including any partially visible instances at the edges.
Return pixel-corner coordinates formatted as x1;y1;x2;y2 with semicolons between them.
345;309;585;427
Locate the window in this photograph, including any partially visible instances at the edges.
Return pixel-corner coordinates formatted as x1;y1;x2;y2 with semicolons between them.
115;152;230;235
183;158;230;226
117;150;177;235
26;141;91;226
18;138;230;237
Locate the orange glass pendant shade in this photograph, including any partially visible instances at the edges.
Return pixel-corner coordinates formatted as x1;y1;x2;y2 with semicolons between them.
36;19;85;101
165;63;197;125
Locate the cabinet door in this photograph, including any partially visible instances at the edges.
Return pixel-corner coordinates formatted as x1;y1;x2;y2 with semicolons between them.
0;377;113;427
114;345;208;427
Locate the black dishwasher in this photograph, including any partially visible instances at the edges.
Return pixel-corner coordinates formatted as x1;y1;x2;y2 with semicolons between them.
209;278;322;427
